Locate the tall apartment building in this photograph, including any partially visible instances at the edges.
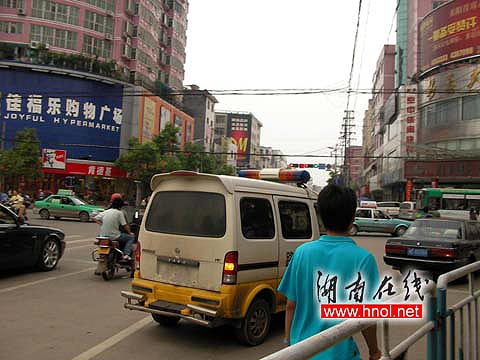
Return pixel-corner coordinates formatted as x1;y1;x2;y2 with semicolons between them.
345;146;363;186
0;0;188;90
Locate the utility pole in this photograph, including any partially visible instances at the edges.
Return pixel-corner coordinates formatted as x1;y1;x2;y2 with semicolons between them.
340;110;355;187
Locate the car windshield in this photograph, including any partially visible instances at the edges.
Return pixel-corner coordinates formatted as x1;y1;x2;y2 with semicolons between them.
71;197;86;206
404;220;462;239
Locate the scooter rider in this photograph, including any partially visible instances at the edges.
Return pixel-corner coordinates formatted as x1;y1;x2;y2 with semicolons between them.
94;197;135;260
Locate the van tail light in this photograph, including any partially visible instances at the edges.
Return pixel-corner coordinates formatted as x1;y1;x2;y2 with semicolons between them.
430;248;455;258
385;244;406;255
135;242;141;271
222;251;238;285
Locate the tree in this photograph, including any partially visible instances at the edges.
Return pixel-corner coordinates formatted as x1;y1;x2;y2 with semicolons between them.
0;129;42;189
116;125;235;185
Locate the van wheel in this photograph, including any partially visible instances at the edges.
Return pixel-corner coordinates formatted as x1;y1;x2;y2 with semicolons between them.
349;225;359;236
151;314;180;327
236;298;271;346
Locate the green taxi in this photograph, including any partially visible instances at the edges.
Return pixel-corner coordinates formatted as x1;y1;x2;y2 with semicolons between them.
350;208;412;237
34;191;104;222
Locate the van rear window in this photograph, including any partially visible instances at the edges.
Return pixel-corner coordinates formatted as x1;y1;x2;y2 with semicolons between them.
145;191;226;238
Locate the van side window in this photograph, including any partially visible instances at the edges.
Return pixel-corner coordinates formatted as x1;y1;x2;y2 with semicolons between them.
240;198;275;239
279;201;312;239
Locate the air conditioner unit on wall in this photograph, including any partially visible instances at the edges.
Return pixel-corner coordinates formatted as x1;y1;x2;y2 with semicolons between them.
122;45;131;59
105;33;113;41
17;8;26;15
30;41;40;49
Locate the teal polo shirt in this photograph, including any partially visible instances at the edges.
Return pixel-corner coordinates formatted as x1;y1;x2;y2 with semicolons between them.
278;235;379;360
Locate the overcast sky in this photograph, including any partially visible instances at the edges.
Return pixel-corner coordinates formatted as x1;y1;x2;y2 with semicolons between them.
184;0;397;184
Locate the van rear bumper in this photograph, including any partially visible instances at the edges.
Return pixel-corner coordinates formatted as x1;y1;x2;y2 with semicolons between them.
121;290;223;328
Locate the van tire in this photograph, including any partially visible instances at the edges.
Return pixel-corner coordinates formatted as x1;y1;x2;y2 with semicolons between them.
236;298;271;346
349;225;359;236
151;314;180;327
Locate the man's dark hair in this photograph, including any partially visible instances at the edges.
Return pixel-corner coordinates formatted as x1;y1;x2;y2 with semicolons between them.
111;197;124;210
317;184;357;232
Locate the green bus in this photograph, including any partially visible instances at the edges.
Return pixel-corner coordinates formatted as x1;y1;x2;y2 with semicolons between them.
416;188;480;219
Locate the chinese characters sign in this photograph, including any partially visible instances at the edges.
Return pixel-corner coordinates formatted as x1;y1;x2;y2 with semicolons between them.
404;86;417;152
0;69;124;161
420;0;480;74
41;161;127;178
405;159;480;179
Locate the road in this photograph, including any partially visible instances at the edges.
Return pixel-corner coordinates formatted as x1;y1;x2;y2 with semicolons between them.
0;217;478;360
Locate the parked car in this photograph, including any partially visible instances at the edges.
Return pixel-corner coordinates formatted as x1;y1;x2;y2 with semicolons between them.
0;204;66;272
384;218;480;278
350;208;412;236
399;201;417;220
377;201;400;217
34;194;104;222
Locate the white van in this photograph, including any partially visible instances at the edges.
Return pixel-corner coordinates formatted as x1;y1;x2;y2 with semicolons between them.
121;171;320;345
399;201;417;220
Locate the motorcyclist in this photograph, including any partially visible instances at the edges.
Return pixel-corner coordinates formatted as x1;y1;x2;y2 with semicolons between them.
10;190;26;219
94;197;134;260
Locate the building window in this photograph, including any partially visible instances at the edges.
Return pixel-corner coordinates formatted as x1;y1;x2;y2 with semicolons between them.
462;95;480;121
0;0;24;8
31;0;79;26
0;21;22;34
85;0;115;12
30;24;77;50
84;10;113;34
82;34;112;58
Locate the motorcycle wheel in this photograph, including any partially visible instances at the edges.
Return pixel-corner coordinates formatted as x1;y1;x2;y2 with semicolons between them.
102;267;115;281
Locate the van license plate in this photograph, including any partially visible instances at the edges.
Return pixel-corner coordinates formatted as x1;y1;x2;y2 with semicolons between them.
407;248;427;257
98;248;110;255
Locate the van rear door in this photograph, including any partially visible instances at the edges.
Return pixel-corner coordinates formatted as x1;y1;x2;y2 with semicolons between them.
140;187;231;292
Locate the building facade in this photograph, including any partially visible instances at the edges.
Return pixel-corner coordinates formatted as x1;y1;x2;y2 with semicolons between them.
182;85;218;151
214;111;262;169
0;0;188;90
346;146;362;186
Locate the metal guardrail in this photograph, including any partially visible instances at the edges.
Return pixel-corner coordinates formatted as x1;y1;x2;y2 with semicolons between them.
436;261;480;360
261;262;480;360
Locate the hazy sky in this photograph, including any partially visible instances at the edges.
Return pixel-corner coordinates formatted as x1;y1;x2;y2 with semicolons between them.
184;0;397;184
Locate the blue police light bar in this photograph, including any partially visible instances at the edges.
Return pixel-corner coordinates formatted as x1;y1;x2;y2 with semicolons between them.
238;169;311;183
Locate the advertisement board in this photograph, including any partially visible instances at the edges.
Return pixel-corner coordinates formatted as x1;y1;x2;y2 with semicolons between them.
0;69;124;161
420;0;480;74
227;114;252;167
42;149;66;170
160;107;171;131
142;97;156;143
42;161;127;178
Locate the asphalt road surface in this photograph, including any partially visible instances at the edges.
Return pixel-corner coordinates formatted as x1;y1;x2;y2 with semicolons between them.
0;217;478;360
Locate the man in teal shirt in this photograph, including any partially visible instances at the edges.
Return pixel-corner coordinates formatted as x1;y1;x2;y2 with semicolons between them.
278;184;381;360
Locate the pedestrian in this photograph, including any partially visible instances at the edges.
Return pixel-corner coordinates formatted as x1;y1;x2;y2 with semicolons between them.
278;184;381;359
469;207;477;221
37;189;45;200
10;189;26;218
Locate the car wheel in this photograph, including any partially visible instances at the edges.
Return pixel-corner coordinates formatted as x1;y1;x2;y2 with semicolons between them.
151;314;180;327
37;237;60;271
236;298;271;346
395;226;407;237
39;209;50;220
349;225;359;236
79;211;90;222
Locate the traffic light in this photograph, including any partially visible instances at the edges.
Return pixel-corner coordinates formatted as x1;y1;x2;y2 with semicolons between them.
288;163;331;170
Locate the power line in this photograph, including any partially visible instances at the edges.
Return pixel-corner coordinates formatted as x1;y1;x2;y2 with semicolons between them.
0;137;456;160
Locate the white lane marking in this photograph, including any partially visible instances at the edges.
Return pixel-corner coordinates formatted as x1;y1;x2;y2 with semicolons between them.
0;267;96;294
66;238;92;244
66;244;95;251
66;235;83;239
70;316;151;360
62;258;96;265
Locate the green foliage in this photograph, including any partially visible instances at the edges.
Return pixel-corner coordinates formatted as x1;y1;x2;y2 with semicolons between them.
0;129;42;183
116;125;236;184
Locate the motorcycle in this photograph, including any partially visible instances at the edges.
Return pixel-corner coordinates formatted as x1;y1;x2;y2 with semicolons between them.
92;237;137;281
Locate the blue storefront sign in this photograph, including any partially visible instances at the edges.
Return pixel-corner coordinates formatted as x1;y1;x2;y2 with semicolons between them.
0;68;124;161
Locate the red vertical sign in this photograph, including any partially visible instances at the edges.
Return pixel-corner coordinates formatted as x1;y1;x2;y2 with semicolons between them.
405;180;414;201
